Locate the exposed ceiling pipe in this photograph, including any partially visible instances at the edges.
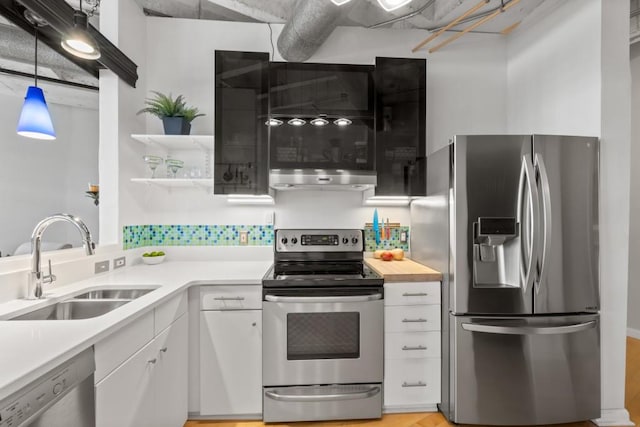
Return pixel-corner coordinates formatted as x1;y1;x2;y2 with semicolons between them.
277;0;355;62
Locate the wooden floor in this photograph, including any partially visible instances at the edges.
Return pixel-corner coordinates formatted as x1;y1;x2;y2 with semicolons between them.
186;337;640;427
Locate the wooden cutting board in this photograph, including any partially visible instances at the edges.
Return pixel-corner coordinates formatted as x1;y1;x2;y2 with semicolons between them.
365;258;442;282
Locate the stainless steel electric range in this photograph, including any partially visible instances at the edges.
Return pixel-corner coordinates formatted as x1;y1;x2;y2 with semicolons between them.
262;229;384;423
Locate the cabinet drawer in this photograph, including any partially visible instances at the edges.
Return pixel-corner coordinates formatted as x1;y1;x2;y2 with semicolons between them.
384;282;440;306
95;310;154;383
385;305;441;332
155;291;187;335
383;358;441;406
200;285;262;310
385;331;440;359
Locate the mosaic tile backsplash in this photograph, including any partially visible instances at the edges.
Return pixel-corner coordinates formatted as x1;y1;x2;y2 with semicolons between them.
123;225;274;249
124;224;410;251
364;226;410;252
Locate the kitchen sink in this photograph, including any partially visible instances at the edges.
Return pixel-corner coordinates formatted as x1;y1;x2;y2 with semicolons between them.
72;288;156;300
9;300;131;320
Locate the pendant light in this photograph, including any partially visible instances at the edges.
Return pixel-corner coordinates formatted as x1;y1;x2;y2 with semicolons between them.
16;25;56;140
61;0;101;60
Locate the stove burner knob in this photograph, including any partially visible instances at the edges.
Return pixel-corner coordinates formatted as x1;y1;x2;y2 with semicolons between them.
291;237;298;244
352;237;359;244
342;237;349;244
281;237;288;245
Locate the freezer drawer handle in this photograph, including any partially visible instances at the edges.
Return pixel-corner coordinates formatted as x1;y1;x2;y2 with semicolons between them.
402;292;429;297
213;296;245;301
264;386;381;402
402;381;427;388
461;320;596;335
402;345;427;351
402;318;428;323
264;294;382;303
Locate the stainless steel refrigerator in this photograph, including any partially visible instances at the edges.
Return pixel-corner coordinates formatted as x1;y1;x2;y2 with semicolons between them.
410;135;600;425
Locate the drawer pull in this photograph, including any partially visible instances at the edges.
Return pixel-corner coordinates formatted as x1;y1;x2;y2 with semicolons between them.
402;292;429;297
402;318;428;323
402;345;427;351
402;381;427;388
213;297;245;301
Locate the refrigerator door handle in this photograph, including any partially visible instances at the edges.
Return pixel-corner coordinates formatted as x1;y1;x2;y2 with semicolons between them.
534;153;553;293
461;320;596;335
517;154;540;294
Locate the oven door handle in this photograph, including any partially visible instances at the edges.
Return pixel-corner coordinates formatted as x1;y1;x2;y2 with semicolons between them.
264;386;381;402
264;293;382;303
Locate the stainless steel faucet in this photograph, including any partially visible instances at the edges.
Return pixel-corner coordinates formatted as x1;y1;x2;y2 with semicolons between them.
28;213;96;299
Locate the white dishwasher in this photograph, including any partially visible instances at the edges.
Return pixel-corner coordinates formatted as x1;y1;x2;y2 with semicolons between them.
198;285;263;418
0;347;95;427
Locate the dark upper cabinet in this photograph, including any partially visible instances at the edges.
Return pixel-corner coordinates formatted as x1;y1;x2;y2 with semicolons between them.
374;57;426;196
268;62;375;171
214;50;269;194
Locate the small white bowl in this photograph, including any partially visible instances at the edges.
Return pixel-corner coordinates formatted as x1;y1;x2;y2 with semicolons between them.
142;255;165;265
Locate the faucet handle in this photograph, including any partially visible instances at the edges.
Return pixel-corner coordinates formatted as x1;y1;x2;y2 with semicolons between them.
43;259;57;284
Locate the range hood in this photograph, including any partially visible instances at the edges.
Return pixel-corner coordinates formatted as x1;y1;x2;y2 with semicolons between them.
269;169;376;191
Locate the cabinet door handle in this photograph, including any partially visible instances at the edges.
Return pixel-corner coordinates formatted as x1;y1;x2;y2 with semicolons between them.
402;318;427;323
402;381;426;388
160;347;168;353
402;292;428;297
214;296;245;301
402;345;427;351
148;358;157;364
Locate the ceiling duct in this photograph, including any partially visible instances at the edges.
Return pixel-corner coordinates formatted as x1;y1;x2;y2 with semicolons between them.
277;0;354;62
0;0;138;87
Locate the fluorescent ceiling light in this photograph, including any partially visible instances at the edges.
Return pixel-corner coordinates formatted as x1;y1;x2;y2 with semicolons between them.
227;195;275;205
363;196;412;206
331;0;353;5
376;0;413;12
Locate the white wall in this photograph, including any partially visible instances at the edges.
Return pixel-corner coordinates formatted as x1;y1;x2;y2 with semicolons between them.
127;18;507;230
0;90;99;256
507;0;632;424
628;42;640;335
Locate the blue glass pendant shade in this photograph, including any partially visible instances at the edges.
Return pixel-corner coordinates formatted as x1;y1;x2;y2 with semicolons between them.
17;86;56;140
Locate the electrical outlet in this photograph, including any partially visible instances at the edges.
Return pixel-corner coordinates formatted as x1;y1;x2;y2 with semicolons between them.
400;231;407;243
264;211;274;225
239;231;248;245
114;256;126;269
95;260;109;274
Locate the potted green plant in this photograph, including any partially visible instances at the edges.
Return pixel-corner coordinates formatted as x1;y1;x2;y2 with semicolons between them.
137;91;205;135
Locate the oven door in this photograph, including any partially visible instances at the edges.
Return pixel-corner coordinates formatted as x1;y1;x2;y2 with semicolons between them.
263;288;383;386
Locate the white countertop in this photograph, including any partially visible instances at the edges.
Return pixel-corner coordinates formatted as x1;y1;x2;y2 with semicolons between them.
0;260;272;401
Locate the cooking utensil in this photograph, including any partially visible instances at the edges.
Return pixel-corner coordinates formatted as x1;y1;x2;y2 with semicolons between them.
223;164;233;182
373;209;380;245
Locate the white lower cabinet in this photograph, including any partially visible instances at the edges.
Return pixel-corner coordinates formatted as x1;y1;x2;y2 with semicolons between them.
198;285;263;417
383;282;441;413
199;309;262;416
95;292;188;427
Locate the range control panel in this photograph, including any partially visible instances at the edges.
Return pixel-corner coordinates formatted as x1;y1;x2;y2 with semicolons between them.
276;229;363;253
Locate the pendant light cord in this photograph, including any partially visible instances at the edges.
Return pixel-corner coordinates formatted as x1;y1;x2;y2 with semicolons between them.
34;26;38;87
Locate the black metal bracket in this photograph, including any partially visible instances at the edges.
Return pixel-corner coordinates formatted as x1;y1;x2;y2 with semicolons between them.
0;0;138;87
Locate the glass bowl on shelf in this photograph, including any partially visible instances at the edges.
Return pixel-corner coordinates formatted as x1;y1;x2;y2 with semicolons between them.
143;155;164;178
